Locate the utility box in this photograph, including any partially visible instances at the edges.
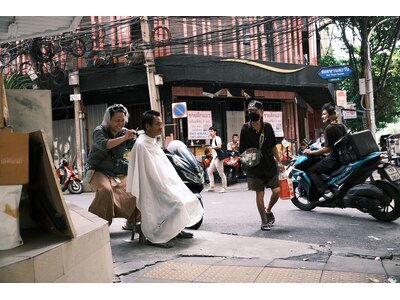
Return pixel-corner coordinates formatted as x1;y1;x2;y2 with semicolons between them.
0;131;29;185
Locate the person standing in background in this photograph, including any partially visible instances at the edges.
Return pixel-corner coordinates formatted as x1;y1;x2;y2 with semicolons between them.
206;126;228;193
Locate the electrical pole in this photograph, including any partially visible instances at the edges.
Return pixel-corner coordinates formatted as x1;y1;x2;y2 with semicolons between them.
68;70;84;179
140;16;162;113
140;16;164;145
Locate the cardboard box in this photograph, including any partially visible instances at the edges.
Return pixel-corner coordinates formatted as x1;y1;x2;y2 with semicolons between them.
0;131;29;185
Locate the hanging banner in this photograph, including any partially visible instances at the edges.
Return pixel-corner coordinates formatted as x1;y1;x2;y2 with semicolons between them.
263;111;284;137
187;110;212;140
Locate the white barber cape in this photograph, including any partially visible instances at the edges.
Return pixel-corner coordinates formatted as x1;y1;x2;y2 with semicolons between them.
126;134;204;243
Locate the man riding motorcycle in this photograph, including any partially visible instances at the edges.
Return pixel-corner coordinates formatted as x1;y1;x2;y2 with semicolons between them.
303;103;347;202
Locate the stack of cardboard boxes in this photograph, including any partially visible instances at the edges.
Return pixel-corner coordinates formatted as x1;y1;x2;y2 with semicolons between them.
0;74;113;282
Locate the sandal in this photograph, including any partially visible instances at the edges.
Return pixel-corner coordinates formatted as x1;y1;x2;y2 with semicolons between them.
261;222;271;231
175;230;193;239
266;212;275;225
146;240;174;248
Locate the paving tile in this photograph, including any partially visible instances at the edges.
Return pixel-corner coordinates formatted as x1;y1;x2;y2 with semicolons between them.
174;256;226;265
382;259;400;276
142;262;210;282
268;258;325;270
321;270;387;283
194;265;263;283
324;255;386;275
255;267;322;283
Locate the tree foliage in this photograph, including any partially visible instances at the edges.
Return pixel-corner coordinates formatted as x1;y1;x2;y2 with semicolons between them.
320;16;400;130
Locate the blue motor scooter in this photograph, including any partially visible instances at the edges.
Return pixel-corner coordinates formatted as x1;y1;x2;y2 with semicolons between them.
289;130;400;222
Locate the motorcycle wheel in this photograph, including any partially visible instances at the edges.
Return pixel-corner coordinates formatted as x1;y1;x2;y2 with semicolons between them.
225;169;235;186
290;182;317;211
369;180;400;222
68;180;83;194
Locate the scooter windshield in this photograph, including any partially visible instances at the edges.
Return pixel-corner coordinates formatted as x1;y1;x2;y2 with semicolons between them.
167;140;199;169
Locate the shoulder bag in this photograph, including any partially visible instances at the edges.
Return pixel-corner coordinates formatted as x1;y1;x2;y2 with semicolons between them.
240;127;264;168
213;139;227;160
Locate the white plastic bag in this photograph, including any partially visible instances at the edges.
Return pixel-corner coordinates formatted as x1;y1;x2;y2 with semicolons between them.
0;185;23;250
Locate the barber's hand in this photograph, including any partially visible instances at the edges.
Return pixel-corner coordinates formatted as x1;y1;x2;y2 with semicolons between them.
125;129;136;140
278;163;285;172
303;149;311;155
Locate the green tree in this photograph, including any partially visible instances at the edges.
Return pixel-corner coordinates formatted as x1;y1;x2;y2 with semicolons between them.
320;17;400;130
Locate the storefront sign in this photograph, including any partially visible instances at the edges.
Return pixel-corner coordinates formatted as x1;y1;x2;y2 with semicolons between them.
187;110;212;140
263;111;284;137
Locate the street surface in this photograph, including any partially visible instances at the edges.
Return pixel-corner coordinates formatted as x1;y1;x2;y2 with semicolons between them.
64;181;400;255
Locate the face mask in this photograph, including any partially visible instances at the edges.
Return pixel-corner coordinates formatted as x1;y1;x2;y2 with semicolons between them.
249;112;260;121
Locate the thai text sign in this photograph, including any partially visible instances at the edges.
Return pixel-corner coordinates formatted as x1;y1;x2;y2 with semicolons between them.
187;110;212;140
263;111;284;137
318;65;353;79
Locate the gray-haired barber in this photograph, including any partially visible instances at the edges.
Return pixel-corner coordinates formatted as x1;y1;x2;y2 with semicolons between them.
87;104;139;229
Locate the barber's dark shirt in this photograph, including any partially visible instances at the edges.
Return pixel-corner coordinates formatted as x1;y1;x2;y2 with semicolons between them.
239;121;278;179
87;125;135;171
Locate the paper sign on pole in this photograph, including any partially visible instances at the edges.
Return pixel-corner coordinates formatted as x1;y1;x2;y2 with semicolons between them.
343;103;357;119
336;90;347;107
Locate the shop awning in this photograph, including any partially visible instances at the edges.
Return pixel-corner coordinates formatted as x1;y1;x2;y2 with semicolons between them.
80;54;335;109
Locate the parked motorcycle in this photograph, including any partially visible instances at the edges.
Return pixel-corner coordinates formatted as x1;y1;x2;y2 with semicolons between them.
165;140;204;229
288;130;400;222
223;150;245;185
56;159;83;194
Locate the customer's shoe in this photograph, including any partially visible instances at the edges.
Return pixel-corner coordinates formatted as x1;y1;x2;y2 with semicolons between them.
122;220;134;231
218;188;227;193
261;222;271;231
175;230;193;239
146;240;174;248
265;212;275;225
206;187;215;192
319;191;334;202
